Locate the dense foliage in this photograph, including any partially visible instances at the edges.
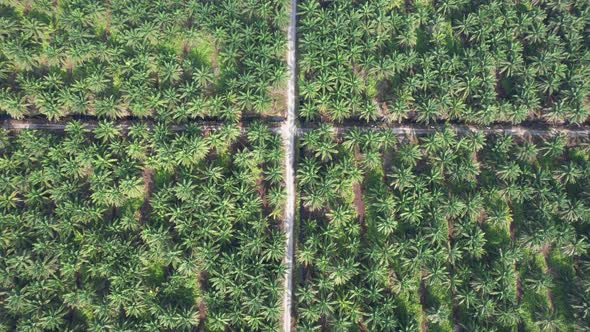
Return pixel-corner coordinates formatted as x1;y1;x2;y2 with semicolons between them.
3;1;590;331
0;122;286;331
298;0;590;124
0;0;287;121
296;126;590;331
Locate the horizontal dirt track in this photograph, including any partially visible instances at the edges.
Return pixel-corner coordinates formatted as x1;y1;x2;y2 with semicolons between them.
4;119;590;137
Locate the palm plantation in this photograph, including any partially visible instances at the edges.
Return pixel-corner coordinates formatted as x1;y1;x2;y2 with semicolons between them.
0;0;288;121
0;122;286;331
1;0;590;331
298;0;589;124
295;128;590;331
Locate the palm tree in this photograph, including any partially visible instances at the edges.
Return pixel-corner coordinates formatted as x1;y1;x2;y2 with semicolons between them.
397;143;422;167
0;89;29;119
94;121;121;143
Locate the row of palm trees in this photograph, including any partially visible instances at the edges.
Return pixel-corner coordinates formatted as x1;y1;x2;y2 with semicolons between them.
298;0;589;124
0;0;287;121
296;127;590;331
0;121;286;331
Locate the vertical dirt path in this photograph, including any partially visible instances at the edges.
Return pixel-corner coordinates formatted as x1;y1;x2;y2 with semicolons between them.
281;0;297;331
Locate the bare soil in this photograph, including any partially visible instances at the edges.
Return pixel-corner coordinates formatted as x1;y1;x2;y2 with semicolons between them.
515;272;523;302
357;320;368;332
256;172;276;220
352;182;365;224
197;271;209;331
509;220;516;242
418;273;429;332
382;148;394;180
256;174;269;209
138;167;154;224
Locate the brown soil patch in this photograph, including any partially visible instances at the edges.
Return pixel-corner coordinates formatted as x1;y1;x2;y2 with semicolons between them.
198;300;207;320
388;268;398;290
447;218;454;242
494;70;508;99
138;167;154;224
181;40;191;59
515;271;523;302
196;300;207;331
357;320;368;332
476;209;487;226
418;273;429;332
509;220;516;242
197;271;209;331
256;174;270;213
352;181;365;228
